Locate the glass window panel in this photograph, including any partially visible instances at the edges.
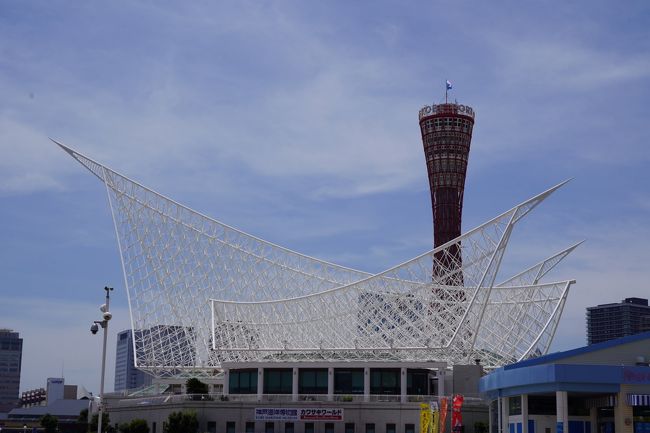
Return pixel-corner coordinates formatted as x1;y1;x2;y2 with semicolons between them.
316;370;328;388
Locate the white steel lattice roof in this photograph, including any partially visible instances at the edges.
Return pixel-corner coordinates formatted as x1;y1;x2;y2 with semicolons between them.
55;140;578;376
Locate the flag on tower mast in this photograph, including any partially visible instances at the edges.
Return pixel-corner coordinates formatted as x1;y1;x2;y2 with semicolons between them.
446;80;452;103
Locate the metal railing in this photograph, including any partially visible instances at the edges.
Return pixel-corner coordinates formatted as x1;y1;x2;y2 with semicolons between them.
114;393;486;408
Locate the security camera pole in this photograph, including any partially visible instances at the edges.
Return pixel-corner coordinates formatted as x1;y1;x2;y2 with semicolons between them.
91;286;113;433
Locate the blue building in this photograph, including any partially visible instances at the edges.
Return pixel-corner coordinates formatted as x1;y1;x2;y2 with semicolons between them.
480;332;650;433
114;330;152;392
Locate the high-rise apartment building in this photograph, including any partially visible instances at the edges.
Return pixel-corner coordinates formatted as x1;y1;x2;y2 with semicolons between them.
418;102;475;283
0;329;23;412
114;329;152;392
586;297;650;345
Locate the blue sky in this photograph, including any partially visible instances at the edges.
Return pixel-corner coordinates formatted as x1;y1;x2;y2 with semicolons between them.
1;1;649;394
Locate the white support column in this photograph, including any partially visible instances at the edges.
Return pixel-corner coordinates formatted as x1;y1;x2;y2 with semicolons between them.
489;400;494;433
292;367;299;402
438;370;445;399
589;407;597;433
401;367;407;403
556;391;568;433
327;367;334;402
364;367;370;402
522;394;529;433
223;368;230;396
497;398;502;433
615;386;633;433
257;368;264;402
501;396;509;433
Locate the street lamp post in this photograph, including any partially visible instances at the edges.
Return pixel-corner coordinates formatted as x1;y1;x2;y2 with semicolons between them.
90;286;113;433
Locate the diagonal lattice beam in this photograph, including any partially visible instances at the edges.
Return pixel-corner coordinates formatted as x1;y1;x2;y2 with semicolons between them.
55;139;576;374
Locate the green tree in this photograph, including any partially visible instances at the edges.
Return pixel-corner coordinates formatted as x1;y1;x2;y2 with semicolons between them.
40;413;59;433
90;412;113;433
78;408;89;423
119;419;149;433
163;411;198;433
185;378;209;394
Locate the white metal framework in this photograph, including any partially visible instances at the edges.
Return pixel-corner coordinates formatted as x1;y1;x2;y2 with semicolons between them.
55;140;578;375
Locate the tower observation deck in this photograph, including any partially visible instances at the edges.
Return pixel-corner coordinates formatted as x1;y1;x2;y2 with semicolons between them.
419;102;475;283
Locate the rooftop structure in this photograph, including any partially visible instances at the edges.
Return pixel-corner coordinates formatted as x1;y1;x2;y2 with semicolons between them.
586;297;650;345
54;140;579;376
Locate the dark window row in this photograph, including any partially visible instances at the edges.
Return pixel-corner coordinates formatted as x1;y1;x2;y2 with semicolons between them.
219;422;413;433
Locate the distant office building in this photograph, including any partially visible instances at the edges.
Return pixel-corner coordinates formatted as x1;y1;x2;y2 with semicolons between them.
0;329;23;413
46;377;65;404
587;297;650;345
21;387;46;408
114;330;153;392
21;380;77;408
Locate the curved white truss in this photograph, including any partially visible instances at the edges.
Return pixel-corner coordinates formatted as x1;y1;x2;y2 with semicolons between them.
55;140;578;375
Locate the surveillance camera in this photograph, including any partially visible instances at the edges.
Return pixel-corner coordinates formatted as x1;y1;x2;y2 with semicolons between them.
99;303;107;313
102;311;112;321
90;323;99;335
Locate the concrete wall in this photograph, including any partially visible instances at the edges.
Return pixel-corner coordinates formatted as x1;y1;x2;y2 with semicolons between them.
559;338;650;366
108;400;488;433
452;365;483;397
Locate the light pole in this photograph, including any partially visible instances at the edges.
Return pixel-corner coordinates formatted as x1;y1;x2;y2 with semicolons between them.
90;286;113;433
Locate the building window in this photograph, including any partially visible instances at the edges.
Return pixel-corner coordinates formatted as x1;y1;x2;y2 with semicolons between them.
407;370;429;395
299;369;328;394
152;422;156;433
286;422;295;433
305;423;315;433
365;424;375;433
266;422;275;433
334;369;364;394
230;369;258;394
509;396;522;415
246;422;255;433
264;369;293;394
370;369;400;395
386;424;396;433
406;425;415;433
227;422;236;433
207;422;216;433
345;423;355;433
325;423;335;433
528;395;556;415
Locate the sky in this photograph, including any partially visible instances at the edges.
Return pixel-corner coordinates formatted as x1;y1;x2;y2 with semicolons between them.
1;1;649;395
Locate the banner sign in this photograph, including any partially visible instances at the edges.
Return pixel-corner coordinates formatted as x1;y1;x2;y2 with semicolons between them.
431;401;440;433
420;404;432;433
440;397;448;433
452;394;464;433
255;408;344;421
